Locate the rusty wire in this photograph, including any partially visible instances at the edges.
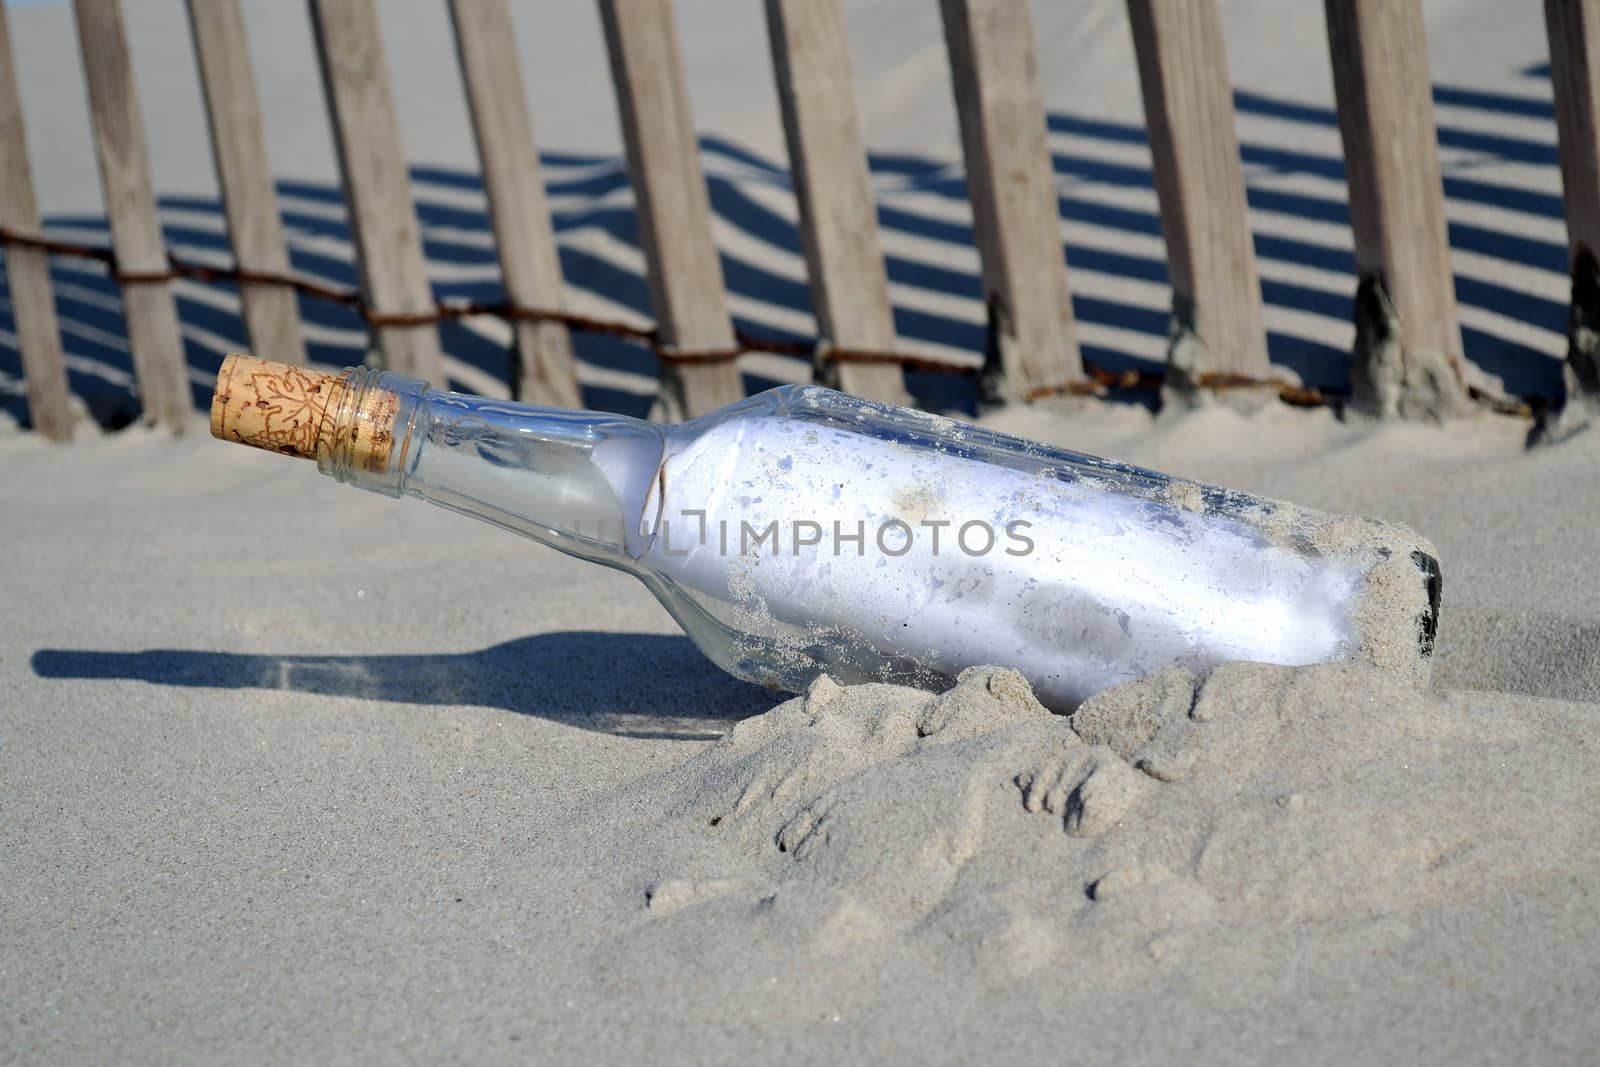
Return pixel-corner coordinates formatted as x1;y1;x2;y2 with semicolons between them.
0;222;1336;408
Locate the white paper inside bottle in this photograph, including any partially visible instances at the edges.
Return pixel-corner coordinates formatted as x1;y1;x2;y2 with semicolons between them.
644;415;1362;708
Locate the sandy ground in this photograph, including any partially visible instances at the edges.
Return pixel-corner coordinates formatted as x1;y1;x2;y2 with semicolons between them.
4;0;1600;1063
6;405;1600;1063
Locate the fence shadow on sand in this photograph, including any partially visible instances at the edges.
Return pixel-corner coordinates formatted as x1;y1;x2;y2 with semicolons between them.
0;63;1571;433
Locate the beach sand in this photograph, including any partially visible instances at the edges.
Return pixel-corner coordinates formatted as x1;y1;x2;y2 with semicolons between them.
3;0;1599;1062
5;402;1598;1063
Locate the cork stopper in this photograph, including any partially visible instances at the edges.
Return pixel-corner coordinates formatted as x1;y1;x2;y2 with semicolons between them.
210;353;400;474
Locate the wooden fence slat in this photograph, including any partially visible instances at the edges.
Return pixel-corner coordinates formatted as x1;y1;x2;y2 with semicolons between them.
765;0;906;406
938;0;1081;401
185;0;306;369
1127;0;1271;391
0;2;73;440
308;0;444;385
1324;0;1470;419
72;0;190;431
448;0;580;408
1543;0;1600;404
598;0;743;421
1546;0;1600;258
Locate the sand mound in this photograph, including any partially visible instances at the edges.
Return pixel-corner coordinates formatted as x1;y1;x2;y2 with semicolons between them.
597;663;1598;1021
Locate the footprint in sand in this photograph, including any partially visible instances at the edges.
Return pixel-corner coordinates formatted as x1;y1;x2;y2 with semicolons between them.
608;654;1600;1028
650;667;1065;924
1014;743;1151;837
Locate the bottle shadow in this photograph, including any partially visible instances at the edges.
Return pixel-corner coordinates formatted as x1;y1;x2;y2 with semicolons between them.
30;632;786;740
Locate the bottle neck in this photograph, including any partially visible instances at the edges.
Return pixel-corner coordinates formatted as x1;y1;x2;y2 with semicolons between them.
314;366;425;496
322;370;667;565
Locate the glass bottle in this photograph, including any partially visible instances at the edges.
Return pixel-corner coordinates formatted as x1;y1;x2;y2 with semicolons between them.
210;355;1440;711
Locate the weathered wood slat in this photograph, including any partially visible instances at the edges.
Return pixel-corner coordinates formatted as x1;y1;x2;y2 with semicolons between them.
1547;0;1600;260
1543;0;1600;406
1127;0;1271;391
1324;0;1470;419
0;2;73;440
765;0;906;405
308;0;444;385
185;0;306;368
598;0;743;421
72;0;190;430
938;0;1081;401
448;0;580;408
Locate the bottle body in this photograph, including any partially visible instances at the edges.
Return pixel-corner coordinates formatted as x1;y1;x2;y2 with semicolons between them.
315;370;1438;711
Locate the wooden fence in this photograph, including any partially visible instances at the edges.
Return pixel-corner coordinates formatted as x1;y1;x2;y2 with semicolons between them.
0;0;1595;441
